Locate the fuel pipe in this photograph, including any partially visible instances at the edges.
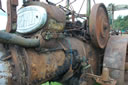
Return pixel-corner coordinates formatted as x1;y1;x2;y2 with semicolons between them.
0;31;40;47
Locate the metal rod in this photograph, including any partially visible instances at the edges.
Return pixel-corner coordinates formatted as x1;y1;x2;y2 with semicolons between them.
0;0;1;9
78;0;86;14
86;0;91;16
93;0;96;4
65;0;76;8
0;31;40;47
46;0;56;5
56;0;64;5
112;5;114;29
0;0;5;12
66;0;70;9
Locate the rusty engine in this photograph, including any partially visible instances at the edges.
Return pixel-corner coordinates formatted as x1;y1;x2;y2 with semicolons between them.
0;0;111;85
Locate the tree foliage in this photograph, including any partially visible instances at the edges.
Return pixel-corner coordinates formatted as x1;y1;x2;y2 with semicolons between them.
113;15;128;30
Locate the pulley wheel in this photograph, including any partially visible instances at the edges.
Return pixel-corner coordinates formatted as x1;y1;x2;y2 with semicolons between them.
89;3;110;49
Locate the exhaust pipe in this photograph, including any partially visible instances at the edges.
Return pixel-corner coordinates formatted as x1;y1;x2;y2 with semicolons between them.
0;31;40;47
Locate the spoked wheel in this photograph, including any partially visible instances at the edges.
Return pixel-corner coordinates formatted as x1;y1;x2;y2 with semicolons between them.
103;36;128;85
89;3;110;49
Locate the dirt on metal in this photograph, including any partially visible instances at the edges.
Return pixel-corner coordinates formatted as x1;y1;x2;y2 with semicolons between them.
1;37;101;85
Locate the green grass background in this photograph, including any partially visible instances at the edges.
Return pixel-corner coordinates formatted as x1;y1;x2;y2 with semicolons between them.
42;82;62;85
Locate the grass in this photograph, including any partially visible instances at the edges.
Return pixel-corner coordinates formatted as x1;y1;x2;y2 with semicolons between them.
42;82;62;85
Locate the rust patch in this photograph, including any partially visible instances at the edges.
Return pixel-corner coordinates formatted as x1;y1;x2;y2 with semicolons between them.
89;3;110;49
26;49;65;83
6;0;18;32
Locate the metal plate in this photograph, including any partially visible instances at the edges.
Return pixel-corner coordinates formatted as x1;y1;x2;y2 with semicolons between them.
0;44;12;85
17;6;47;34
103;35;128;85
89;3;110;49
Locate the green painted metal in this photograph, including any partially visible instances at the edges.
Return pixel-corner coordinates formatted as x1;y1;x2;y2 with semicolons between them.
86;0;91;16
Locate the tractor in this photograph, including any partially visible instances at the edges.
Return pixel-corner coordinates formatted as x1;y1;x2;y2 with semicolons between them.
0;0;127;85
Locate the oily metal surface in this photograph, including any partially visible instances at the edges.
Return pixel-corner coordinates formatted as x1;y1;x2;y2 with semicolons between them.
26;37;87;84
6;37;101;85
89;3;110;49
0;36;102;85
103;35;128;85
27;37;102;85
6;37;86;85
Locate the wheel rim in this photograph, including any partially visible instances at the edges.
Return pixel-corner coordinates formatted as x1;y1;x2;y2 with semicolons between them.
89;3;110;49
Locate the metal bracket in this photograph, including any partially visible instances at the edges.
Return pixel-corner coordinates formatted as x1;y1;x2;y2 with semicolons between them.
86;68;117;85
6;0;18;33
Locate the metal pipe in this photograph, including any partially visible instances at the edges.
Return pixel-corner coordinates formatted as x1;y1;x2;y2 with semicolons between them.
66;0;70;9
0;0;1;9
86;0;91;16
112;5;114;29
0;31;40;47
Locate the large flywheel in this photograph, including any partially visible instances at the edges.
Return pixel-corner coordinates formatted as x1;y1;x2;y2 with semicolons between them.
103;36;128;85
89;3;110;49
